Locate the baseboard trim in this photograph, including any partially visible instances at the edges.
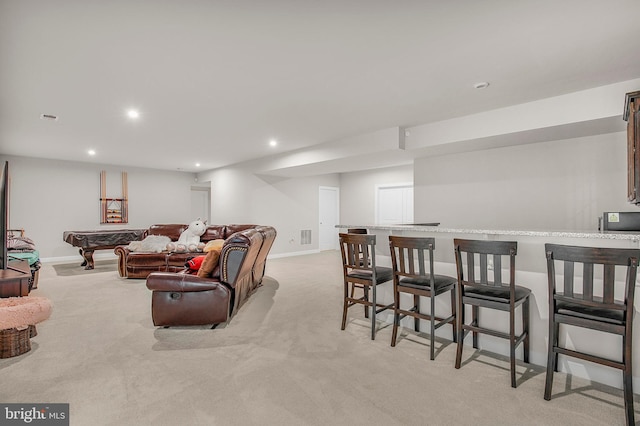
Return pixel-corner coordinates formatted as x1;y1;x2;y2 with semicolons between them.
268;249;321;259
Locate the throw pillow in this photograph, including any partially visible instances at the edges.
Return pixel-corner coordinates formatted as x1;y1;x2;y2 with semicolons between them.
197;245;223;278
203;239;225;252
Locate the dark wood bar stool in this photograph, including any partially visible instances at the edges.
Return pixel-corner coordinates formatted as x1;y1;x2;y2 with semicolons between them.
388;236;456;360
339;233;393;340
544;244;638;426
453;238;531;388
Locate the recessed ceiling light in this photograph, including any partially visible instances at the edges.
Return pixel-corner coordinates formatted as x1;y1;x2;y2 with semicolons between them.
195;163;201;167
269;139;278;147
88;149;96;156
474;82;490;89
127;109;140;119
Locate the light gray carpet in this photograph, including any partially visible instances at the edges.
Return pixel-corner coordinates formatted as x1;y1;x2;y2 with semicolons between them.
0;251;634;425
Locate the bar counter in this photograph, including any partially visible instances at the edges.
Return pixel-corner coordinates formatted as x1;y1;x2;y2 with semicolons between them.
336;224;640;391
338;223;640;241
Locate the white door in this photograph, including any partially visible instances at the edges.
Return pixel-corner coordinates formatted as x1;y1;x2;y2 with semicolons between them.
319;186;339;250
190;186;211;223
376;184;413;225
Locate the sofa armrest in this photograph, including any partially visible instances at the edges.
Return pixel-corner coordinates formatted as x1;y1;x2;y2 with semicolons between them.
146;271;223;292
146;270;231;327
114;245;131;278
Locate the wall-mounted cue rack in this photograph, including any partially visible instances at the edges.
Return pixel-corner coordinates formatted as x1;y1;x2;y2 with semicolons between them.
100;171;128;224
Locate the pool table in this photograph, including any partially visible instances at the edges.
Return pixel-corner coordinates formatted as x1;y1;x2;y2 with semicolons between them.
63;229;146;269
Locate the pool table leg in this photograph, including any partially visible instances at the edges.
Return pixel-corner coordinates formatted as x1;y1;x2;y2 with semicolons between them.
79;249;95;270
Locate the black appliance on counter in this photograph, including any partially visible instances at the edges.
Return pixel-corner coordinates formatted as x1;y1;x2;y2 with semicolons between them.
601;212;640;232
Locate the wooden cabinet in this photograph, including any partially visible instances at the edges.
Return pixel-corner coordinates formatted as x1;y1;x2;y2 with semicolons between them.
625;91;640;204
0;259;30;298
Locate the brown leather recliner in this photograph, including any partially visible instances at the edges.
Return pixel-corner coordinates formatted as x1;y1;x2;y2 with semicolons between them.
145;227;275;327
145;276;232;326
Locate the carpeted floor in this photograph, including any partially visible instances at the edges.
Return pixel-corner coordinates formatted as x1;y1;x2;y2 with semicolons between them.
0;251;635;425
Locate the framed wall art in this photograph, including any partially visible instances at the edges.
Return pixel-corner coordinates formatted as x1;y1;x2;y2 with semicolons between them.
100;170;128;224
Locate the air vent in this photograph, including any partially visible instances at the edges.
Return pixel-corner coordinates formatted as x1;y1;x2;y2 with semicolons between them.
300;230;312;245
40;114;58;121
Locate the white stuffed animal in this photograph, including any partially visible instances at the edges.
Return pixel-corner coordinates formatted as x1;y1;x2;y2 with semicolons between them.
167;218;207;252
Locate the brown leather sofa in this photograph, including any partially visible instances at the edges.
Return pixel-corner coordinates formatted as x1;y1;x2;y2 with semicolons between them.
114;223;256;279
145;226;277;327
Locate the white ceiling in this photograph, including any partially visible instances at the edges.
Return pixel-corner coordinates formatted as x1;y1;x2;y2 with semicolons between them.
2;0;640;173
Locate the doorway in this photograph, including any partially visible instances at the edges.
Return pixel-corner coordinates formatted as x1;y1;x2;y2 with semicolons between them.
319;186;339;250
190;185;211;223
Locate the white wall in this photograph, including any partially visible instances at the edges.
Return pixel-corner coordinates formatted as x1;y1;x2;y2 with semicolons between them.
1;155;196;260
413;132;633;230
198;166;340;255
339;165;414;225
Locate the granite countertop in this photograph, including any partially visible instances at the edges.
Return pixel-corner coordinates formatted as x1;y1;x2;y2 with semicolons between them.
336;224;640;241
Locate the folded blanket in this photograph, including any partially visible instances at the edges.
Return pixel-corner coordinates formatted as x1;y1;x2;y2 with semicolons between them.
8;251;40;268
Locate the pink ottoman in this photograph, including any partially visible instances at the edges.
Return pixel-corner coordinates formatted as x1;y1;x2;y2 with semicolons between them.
0;296;53;358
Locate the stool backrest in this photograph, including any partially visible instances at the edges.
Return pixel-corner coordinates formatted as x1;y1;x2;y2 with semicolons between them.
545;244;639;318
454;239;517;288
339;233;377;272
389;236;435;282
